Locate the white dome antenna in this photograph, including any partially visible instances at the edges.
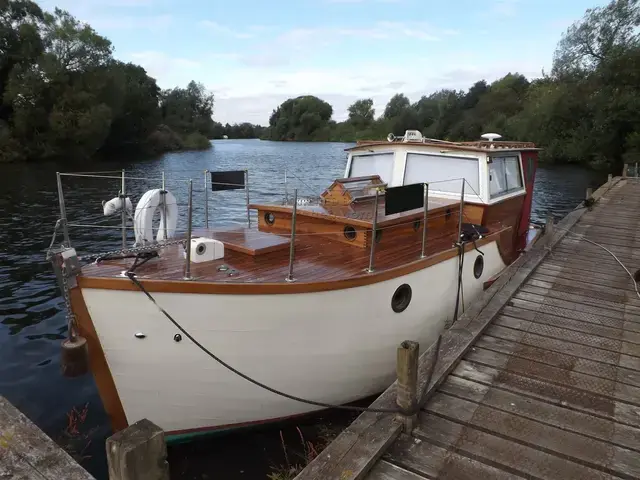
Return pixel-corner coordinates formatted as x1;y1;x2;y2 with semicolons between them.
387;133;396;142
481;133;502;142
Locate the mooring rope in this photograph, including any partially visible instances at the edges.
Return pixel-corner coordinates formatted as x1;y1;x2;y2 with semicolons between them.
125;270;405;415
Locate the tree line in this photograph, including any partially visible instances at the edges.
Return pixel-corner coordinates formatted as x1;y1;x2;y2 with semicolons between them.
0;1;217;162
264;0;640;169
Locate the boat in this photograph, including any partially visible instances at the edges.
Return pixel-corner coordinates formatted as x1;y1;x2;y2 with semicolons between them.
48;130;540;441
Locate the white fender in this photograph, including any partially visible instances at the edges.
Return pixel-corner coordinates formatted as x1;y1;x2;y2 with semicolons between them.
102;197;133;216
134;189;178;246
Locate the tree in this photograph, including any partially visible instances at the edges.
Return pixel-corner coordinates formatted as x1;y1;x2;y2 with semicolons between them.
267;95;333;141
383;93;410;119
553;0;640;75
347;98;374;127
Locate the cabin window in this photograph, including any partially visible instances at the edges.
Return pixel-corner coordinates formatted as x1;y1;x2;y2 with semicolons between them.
489;156;523;199
349;153;394;184
404;153;479;195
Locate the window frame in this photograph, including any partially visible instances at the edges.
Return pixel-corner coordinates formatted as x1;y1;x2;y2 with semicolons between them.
487;153;526;201
347;151;396;184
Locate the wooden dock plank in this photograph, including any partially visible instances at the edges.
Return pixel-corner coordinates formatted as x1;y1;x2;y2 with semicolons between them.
424;392;640;478
438;375;640;453
414;413;619;480
0;396;95;480
380;434;525;480
366;460;428;480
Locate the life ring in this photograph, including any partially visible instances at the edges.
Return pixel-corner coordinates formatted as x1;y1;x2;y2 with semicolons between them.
134;189;178;245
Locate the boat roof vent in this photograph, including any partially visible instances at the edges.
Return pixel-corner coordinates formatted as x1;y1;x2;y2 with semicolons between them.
403;130;423;142
481;133;502;142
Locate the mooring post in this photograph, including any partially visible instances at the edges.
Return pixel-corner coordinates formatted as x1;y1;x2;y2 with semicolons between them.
285;189;298;282
204;170;209;229
545;214;554;242
636;162;638;178
184;180;193;280
586;187;593;199
420;183;429;258
396;340;419;432
623;164;629;178
366;190;380;273
106;419;169;480
608;173;613;184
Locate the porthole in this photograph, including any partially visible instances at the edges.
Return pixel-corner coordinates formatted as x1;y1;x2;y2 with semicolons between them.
391;284;412;313
413;220;421;232
473;255;484;279
375;229;382;243
634;269;640;282
344;225;357;241
264;212;275;225
196;243;206;255
445;208;452;220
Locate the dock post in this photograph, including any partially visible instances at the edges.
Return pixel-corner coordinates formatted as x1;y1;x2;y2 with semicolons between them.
56;172;71;247
106;419;169;480
366;190;380;273
545;214;554;241
420;183;429;258
184;180;193;280
245;169;251;228
121;169;126;249
204;170;209;229
586;187;593;199
636;162;638;178
396;341;419;432
608;173;613;183
285;189;298;282
623;164;629;177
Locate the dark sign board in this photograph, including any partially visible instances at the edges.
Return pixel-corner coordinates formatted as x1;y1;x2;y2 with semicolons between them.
211;170;245;191
384;183;424;216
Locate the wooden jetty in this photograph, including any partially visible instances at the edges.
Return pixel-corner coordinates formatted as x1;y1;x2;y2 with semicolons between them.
0;396;95;480
296;174;640;480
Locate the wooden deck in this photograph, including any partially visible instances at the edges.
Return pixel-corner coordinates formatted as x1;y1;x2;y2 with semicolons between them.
296;176;640;480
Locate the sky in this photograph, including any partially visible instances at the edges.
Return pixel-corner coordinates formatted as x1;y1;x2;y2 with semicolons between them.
39;0;607;126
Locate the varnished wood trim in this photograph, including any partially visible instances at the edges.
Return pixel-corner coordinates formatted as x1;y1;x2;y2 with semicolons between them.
69;287;128;432
78;229;510;294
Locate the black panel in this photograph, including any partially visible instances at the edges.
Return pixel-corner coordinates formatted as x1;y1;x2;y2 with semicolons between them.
384;183;424;216
211;170;245;191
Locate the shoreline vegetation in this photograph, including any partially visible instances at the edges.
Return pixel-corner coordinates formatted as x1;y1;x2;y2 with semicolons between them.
2;0;639;173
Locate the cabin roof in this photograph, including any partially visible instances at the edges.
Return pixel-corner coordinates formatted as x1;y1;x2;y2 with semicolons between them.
346;140;541;154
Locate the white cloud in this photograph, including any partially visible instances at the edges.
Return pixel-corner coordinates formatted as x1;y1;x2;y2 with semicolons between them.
199;21;270;39
489;0;519;17
126;51;203;85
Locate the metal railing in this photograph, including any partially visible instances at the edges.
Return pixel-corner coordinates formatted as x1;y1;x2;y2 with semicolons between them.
54;170;479;283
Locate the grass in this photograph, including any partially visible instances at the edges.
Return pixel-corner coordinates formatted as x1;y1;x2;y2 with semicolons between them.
267;425;340;480
56;403;97;465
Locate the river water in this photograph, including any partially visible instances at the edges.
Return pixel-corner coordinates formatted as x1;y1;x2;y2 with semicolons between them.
0;140;606;479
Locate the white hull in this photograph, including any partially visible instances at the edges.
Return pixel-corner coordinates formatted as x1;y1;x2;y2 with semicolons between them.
82;242;505;434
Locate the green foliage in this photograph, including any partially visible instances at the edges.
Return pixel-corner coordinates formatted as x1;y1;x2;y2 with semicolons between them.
267;95;333;141
347;98;374;127
183;132;210;150
0;0;214;162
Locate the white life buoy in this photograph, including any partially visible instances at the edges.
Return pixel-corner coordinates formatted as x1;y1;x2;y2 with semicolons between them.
102;197;133;216
134;189;178;246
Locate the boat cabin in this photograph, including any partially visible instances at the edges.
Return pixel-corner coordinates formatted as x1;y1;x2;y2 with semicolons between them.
249;131;539;264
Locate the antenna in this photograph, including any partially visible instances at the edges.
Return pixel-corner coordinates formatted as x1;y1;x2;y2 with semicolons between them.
481;133;502;142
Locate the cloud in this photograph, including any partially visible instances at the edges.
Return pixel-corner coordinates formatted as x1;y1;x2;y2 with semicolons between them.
91;14;172;30
126;51;202;85
199;21;270;39
489;0;519;17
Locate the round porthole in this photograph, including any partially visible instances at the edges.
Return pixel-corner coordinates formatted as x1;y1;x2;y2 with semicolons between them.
473;255;484;279
413;220;421;232
344;225;357;241
391;284;412;313
196;243;206;255
445;208;452;220
375;229;382;243
264;212;275;225
635;269;640;282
